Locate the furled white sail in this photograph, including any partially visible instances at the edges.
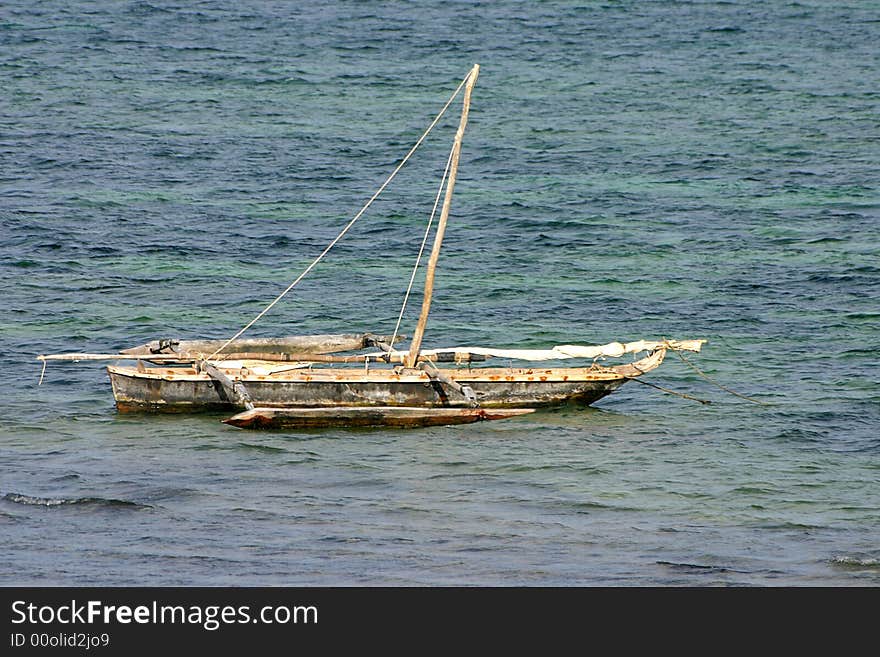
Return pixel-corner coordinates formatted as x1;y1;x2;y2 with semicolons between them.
378;339;706;362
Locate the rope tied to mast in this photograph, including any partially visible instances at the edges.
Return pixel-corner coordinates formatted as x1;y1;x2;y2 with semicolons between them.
206;67;477;361
389;142;456;349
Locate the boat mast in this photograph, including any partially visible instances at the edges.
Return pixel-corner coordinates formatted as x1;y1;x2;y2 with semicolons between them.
404;64;480;368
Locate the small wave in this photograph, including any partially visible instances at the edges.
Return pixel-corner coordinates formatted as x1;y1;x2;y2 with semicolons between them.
567;500;617;511
731;485;780;495
285;457;320;465
2;493;151;510
773;428;828;443
657;561;736;574
49;474;80;482
844;312;880;321
235;442;287;453
502;464;608;475
758;520;823;530
830;556;880;570
0;509;18;521
319;535;365;544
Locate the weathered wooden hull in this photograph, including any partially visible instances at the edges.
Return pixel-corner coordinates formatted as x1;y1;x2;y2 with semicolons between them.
107;350;665;413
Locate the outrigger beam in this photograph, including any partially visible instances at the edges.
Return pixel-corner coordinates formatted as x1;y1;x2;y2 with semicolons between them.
420;361;479;406
200;361;254;410
36;351;487;365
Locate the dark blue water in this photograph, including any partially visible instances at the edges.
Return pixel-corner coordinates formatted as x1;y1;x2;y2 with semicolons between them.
1;0;878;585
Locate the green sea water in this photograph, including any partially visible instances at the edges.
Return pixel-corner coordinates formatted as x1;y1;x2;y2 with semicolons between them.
1;0;878;585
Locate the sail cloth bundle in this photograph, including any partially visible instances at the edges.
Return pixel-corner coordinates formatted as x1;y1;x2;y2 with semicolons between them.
375;339;707;363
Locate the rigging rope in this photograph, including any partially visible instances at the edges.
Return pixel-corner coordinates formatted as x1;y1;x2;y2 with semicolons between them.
624;349;767;406
207;69;475;360
624;374;712;405
389;143;456;349
675;351;768;405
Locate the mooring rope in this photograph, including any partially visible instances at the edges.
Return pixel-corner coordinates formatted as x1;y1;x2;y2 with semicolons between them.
623;348;767;406
389;142;456;349
207;68;475;361
624;374;712;404
622;356;712;404
675;350;768;405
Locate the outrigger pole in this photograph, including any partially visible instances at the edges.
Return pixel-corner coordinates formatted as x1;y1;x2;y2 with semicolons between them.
404;63;480;369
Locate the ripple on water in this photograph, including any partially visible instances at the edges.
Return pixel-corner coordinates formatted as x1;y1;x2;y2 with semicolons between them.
830;556;880;571
1;492;152;511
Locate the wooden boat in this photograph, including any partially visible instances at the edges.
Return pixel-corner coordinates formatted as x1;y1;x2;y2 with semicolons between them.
105;343;677;413
37;64;706;429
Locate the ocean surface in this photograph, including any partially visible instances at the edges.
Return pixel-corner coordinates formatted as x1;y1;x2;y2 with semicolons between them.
1;0;878;586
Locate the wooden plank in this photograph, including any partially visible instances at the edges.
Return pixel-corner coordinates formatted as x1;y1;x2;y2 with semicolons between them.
222;405;534;430
421;363;478;404
201;361;254;409
120;333;399;356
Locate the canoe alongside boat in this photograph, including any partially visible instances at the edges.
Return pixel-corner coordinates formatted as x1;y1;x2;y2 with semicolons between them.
223;406;536;430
